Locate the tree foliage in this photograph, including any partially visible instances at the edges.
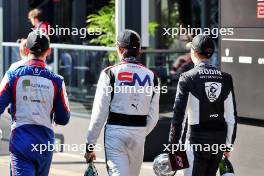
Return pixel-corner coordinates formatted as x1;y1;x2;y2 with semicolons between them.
86;0;115;46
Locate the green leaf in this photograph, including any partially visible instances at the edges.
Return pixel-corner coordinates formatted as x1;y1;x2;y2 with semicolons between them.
148;21;159;37
86;0;115;47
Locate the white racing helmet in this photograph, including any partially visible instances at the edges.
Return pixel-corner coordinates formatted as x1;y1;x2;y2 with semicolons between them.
153;153;176;176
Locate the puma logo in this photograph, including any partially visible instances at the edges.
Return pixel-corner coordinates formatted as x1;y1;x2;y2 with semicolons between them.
131;104;138;110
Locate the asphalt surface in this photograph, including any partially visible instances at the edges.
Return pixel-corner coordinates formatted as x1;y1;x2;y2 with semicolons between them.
1;111;264;176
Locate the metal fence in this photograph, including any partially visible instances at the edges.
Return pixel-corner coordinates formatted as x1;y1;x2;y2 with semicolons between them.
2;42;194;117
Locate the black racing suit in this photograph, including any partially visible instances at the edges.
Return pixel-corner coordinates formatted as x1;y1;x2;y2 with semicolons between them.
169;61;237;176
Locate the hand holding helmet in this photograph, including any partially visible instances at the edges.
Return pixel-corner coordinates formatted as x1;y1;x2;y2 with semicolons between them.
153;153;176;176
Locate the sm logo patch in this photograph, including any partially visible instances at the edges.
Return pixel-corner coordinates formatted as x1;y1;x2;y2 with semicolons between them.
118;72;151;86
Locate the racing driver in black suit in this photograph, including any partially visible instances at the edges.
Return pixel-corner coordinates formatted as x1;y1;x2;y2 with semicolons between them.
168;34;237;176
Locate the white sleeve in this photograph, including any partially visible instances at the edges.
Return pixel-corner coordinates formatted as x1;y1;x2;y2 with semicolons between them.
146;77;160;135
0;73;11;116
224;90;237;146
87;71;112;144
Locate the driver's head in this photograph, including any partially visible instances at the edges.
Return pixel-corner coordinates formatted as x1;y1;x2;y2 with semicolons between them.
28;9;42;26
18;39;28;58
26;30;51;59
116;29;141;59
189;34;215;64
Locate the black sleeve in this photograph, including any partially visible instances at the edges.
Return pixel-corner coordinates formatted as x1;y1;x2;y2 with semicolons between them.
169;74;190;144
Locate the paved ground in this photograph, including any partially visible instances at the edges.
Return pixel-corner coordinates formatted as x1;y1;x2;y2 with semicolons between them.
0;113;159;176
1;112;264;176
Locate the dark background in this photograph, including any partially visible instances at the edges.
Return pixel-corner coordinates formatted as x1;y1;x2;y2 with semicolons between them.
221;0;264;27
220;0;264;119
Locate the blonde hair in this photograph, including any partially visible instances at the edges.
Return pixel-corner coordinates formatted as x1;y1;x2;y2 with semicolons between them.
28;9;42;20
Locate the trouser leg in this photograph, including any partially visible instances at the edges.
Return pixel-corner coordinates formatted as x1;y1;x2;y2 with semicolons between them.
206;152;223;176
183;140;194;176
10;153;35;176
105;151;130;176
104;129;130;176
184;142;224;176
192;151;223;176
35;154;53;176
127;137;145;176
192;150;210;176
187;131;226;176
104;126;146;176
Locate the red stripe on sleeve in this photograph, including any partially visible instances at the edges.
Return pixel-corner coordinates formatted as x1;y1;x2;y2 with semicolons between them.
12;77;19;122
61;90;70;112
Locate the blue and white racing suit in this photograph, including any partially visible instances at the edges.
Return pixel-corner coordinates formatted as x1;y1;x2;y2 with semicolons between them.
0;59;70;176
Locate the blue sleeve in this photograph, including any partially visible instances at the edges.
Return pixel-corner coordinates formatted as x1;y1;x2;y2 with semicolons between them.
53;81;70;125
0;73;12;116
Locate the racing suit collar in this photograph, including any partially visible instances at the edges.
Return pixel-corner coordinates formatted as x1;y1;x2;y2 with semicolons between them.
26;58;46;68
121;57;139;63
196;61;214;68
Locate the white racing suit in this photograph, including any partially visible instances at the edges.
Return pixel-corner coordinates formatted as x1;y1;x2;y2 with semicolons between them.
87;58;160;176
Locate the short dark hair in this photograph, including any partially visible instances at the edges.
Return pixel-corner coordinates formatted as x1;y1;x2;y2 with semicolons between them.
28;9;42;20
117;29;141;49
120;47;140;58
196;52;211;60
191;34;214;58
26;31;50;58
28;50;47;58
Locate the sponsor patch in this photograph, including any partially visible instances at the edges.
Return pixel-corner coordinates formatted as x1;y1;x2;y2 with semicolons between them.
205;82;222;102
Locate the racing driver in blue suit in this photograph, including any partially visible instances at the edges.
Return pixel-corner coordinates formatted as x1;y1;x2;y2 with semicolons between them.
0;30;70;176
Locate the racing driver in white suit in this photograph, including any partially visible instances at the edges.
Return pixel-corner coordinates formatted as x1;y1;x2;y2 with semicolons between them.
84;29;160;176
